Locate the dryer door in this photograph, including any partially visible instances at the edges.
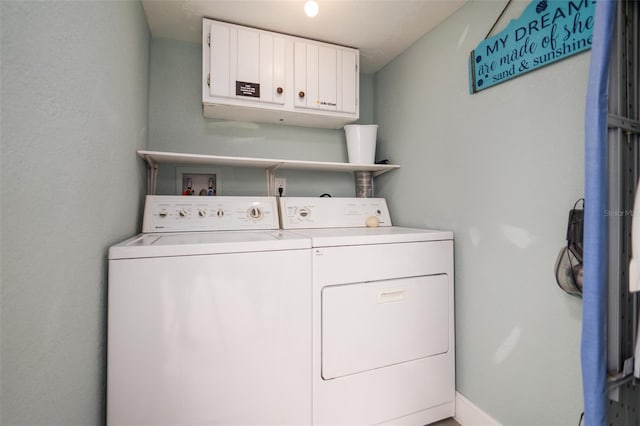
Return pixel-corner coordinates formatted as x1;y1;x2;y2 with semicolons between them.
321;274;449;380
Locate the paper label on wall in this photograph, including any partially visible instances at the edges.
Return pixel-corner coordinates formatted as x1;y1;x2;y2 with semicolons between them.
236;81;260;98
469;0;595;94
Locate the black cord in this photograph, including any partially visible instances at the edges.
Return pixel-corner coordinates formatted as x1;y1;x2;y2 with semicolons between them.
567;198;585;295
485;0;514;39
578;411;584;426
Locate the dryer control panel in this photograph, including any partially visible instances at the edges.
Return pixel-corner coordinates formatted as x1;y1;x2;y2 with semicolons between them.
142;196;279;233
279;197;392;229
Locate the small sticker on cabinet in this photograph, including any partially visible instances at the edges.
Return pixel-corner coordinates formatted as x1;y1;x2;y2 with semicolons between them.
236;81;260;98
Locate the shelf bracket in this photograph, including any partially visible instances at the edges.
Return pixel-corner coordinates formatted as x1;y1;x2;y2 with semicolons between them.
371;169;390;178
266;163;285;196
142;154;159;195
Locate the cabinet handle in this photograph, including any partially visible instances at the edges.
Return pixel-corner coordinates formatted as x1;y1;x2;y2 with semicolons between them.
277;87;283;94
298;91;305;98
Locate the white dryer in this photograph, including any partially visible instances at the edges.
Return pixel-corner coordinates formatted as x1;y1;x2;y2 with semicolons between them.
279;197;455;426
107;196;312;426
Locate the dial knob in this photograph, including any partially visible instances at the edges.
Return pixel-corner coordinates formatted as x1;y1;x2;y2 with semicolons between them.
158;210;168;218
178;210;188;217
216;209;224;217
248;207;263;220
198;210;206;217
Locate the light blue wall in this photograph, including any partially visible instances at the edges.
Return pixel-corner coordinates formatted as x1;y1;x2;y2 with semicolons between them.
0;1;149;424
374;1;585;424
0;1;589;423
148;38;375;197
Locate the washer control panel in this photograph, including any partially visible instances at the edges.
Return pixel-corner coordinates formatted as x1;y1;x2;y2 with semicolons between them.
142;196;279;233
278;197;392;229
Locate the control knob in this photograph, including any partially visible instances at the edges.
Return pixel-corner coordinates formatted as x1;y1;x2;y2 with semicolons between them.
248;207;263;220
297;207;310;219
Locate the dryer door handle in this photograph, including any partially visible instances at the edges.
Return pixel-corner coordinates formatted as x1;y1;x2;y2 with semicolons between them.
377;289;406;303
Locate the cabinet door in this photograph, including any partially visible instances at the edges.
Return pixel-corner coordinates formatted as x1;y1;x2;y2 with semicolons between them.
341;50;357;114
258;33;286;105
294;42;320;109
306;45;319;109
235;29;286;105
294;42;308;108
272;37;286;105
294;42;356;113
295;43;328;111
208;22;231;98
318;47;337;111
235;28;260;100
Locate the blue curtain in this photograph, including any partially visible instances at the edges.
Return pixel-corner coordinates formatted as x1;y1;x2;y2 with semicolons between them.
582;1;616;425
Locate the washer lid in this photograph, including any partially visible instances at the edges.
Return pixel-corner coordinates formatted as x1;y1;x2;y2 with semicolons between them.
109;230;311;259
287;226;453;247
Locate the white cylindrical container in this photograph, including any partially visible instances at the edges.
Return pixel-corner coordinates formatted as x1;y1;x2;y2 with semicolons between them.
344;124;378;164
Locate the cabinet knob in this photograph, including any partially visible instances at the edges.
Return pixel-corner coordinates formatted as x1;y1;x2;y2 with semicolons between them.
298;91;305;98
277;87;283;94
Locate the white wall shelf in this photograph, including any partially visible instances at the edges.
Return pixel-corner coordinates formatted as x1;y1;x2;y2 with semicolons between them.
137;150;399;195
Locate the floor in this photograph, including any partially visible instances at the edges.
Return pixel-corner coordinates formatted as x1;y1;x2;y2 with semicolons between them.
429;418;461;426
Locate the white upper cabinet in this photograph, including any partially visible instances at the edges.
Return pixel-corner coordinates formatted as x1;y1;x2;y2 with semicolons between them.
202;18;359;129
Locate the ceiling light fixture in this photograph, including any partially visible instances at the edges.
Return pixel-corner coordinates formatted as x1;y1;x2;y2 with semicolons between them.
304;0;319;18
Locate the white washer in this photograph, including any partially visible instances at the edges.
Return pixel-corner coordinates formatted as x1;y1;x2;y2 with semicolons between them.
279;197;455;426
107;196;312;426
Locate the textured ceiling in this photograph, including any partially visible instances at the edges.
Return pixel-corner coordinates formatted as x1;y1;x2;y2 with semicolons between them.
142;0;467;73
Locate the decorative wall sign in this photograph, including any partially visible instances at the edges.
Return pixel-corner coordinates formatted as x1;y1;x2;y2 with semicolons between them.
469;0;595;94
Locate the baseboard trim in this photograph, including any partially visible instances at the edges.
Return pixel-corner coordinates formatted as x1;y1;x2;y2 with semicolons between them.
454;392;501;426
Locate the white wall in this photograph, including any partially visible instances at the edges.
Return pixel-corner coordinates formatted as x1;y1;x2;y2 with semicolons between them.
374;1;585;424
0;2;149;424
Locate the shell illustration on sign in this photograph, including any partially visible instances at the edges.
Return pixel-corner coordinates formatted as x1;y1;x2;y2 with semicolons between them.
536;0;548;14
469;0;595;94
